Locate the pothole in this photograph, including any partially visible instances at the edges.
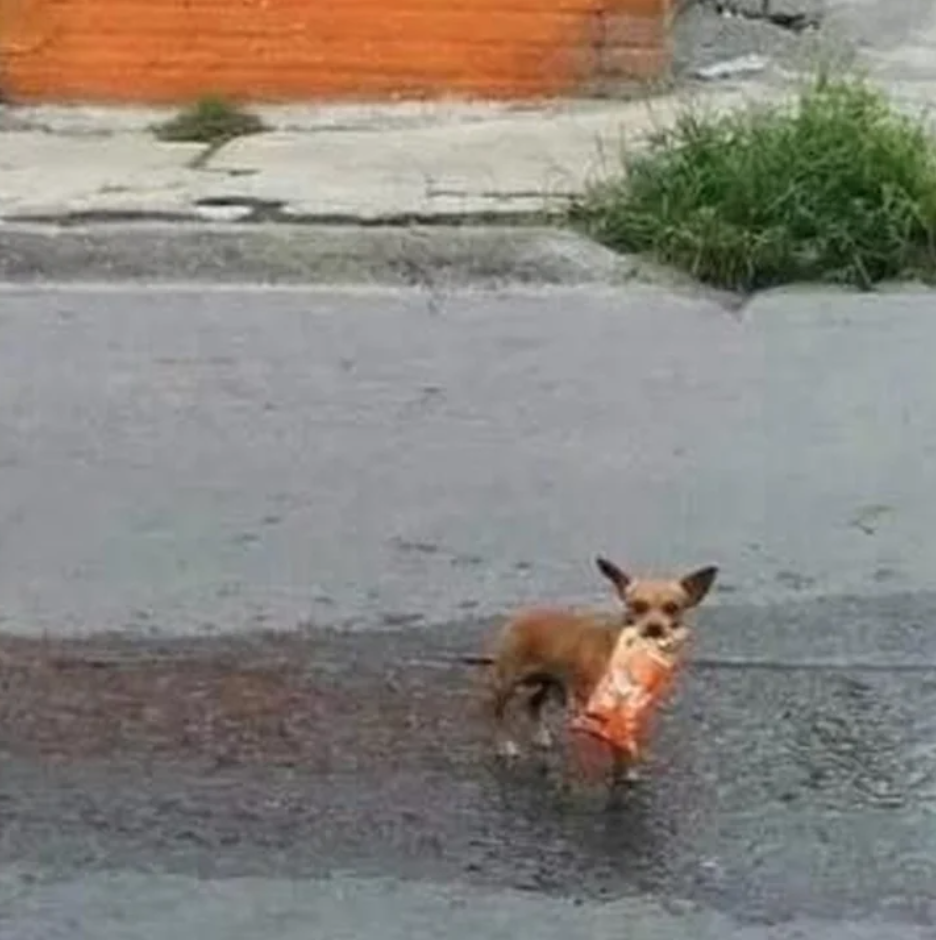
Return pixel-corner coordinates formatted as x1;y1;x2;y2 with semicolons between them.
193;196;285;221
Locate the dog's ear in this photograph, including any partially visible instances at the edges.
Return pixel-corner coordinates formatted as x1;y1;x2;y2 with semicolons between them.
596;556;631;597
681;566;718;607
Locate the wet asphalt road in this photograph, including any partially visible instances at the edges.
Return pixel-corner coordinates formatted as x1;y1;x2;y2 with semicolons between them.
1;283;935;937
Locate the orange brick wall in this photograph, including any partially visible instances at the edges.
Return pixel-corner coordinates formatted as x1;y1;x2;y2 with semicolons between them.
0;0;672;102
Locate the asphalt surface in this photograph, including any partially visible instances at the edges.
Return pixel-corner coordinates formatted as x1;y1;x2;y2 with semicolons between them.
1;281;935;937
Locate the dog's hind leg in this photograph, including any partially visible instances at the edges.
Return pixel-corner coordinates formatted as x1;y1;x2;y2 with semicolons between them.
526;677;564;751
488;676;523;760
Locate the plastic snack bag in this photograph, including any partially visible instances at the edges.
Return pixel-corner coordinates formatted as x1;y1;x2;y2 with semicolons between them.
569;632;683;764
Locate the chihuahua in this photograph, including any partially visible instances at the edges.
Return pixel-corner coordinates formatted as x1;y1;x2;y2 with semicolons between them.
484;556;717;778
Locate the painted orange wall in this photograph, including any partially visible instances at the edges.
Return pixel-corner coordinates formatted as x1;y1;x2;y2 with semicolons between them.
0;0;672;102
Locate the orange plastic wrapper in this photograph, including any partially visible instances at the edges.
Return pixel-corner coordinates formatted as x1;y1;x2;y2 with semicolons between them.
569;634;683;770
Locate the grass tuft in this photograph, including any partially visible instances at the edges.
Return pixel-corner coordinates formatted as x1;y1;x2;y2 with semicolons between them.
154;95;266;146
572;77;936;291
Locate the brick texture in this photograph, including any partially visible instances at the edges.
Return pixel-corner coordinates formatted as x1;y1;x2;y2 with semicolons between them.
0;0;672;102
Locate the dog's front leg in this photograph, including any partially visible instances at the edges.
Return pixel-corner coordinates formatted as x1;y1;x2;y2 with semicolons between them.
610;751;641;789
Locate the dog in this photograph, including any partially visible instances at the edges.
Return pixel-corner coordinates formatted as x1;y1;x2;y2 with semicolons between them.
483;556;717;782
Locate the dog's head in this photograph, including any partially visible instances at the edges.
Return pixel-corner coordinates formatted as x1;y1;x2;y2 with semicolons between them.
595;555;718;649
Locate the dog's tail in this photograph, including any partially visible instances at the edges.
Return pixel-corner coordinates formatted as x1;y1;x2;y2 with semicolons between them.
458;654;495;666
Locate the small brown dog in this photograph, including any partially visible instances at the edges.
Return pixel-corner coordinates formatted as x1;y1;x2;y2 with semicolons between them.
484;556;717;779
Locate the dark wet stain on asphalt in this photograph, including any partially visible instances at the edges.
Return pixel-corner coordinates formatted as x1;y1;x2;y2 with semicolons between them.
0;595;935;929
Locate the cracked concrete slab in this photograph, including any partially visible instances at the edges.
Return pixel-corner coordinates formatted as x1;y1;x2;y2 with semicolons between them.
197;87;778;220
0;133;204;218
0;87;779;222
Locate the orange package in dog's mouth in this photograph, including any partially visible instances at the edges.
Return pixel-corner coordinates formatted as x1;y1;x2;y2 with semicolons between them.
569;634;683;762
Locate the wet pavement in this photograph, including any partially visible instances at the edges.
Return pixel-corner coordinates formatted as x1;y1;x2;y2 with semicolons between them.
1;283;935;937
1;598;935;938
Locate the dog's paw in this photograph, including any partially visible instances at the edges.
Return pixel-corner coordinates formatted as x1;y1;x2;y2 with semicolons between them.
496;739;522;761
608;760;642;789
620;765;642;786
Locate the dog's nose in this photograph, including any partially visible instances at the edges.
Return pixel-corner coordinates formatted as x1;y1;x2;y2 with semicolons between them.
642;621;666;639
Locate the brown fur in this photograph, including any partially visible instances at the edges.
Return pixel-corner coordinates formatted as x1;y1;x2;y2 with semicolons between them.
484;556;717;777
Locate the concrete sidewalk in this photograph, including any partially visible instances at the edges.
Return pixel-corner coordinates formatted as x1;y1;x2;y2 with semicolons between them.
0;86;778;223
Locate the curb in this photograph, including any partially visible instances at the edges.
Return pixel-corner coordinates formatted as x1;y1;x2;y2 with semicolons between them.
0;221;649;288
1;206;562;228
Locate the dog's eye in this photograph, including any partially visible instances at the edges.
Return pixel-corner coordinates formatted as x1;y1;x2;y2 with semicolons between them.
630;601;649;616
662;602;679;616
